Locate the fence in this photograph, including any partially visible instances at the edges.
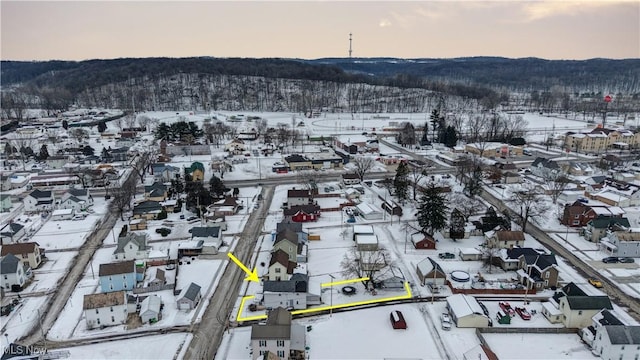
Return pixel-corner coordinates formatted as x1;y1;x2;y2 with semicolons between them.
133;283;174;294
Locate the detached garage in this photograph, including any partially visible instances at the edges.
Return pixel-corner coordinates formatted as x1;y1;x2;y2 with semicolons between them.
356;203;383;220
446;294;490;328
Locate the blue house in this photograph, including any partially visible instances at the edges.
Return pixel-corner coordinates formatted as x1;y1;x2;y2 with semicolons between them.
98;260;137;293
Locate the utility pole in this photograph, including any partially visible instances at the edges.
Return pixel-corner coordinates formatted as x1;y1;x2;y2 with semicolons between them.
37;308;46;350
329;274;335;318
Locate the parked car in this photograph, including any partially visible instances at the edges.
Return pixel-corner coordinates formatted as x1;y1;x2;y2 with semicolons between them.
438;252;455;259
440;313;452;331
588;278;603;288
618;257;634;263
602;257;619;263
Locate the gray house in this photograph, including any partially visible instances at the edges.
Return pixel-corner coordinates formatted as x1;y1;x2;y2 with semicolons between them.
250;307;306;360
262;274;321;310
177;282;201;311
584;218;631;242
0;194;12;212
0;222;26;245
601;231;640;258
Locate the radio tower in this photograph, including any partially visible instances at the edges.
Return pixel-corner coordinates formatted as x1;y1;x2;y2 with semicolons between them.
349;33;353;58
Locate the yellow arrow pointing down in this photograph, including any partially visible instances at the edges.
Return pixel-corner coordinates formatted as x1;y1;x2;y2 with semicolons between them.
227;252;260;282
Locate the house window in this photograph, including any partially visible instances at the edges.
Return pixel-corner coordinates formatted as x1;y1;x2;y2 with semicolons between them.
110;307;114;312
97;318;100;325
275;268;281;273
96;309;99;314
259;351;265;356
277;340;285;347
545;272;550;279
3;275;6;280
277;351;285;358
111;316;115;322
130;245;133;249
259;340;267;347
578;310;583;315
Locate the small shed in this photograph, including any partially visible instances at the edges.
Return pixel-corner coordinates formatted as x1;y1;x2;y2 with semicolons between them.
355;234;379;251
390;310;407;329
140;295;162;323
458;248;483;261
355;203;383;220
411;232;436;250
177;282;201;311
446;294;490;328
51;208;74;221
416;257;447;286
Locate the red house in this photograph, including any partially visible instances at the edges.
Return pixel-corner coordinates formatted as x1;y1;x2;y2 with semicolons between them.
411;232;436;250
561;201;625;227
284;204;320;223
390;310;407;329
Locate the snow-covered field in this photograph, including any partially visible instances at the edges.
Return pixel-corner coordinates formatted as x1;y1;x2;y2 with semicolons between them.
62;333;190;359
482;333;595;359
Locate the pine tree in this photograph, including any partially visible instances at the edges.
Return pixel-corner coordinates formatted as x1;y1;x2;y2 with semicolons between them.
449;208;466;241
429;109;440;143
38;144;49;160
209;175;227;199
443;126;458;148
417;182;449;234
393;161;409;203
420;122;429;146
62;120;69;130
464;165;483;198
97;121;107;133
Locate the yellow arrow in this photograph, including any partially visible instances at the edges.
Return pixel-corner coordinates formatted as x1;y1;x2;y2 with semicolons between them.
227;252;259;282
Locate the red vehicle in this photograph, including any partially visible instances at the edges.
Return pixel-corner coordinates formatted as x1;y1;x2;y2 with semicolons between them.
499;302;516;316
515;307;532;320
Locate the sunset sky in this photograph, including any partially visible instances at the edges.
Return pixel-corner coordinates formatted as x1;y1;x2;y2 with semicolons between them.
1;1;638;61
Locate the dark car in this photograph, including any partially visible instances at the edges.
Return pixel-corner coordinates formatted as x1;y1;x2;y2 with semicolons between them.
618;257;634;263
438;252;455;259
602;257;619;263
478;301;489;317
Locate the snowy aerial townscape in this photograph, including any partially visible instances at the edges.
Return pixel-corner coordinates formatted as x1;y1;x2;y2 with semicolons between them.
1;107;640;360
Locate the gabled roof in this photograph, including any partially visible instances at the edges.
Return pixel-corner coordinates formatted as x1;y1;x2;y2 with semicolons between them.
596;309;624;327
565;296;613;310
283;204;320;216
190;226;221;239
531;157;560;169
67;188;89;198
288;189;311;198
180;282;201;301
416;257;446;277
140;295;162;314
144;182;167;194
275;229;298;244
495;231;525;241
251;307;293;340
114;233;147;254
98;260;135;276
0;253;22;274
269;249;296;273
29;189;52;199
505;247;540;260
83;291;126;310
284;154;308;163
133;200;162;214
603;325;640;345
588;217;630;229
1;242;39;256
522;254;557;270
263;273;308;293
0;222;24;235
188;162;205;173
276;221;303;233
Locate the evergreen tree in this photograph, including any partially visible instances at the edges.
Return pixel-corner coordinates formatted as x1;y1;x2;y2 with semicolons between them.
97;121;107;133
429;109;440;142
420;122;430;145
154;122;171;140
464;165;483;198
101;147;111;160
393;161;410;203
449;208;466;241
443;125;458;148
82;145;95;156
416;182;449;234
209;175;227;199
38;144;49;160
62;119;69;130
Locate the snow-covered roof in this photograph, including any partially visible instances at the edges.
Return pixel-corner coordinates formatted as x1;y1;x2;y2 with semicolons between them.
355;234;378;245
446;294;485;318
596;191;629;202
458;248;482;255
52;208;74;216
542;301;562;315
356;202;381;215
353;225;374;234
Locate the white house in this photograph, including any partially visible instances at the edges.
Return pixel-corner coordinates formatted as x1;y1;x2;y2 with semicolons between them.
51;208;75;221
59;189;94;212
139;295;162;324
262;274;321;310
83;291;128;330
0;222;26;244
559;295;614;328
0;253;30;290
250;307;306;360
113;233;149;261
445;294;490;328
24;189;55;213
592;325;640;360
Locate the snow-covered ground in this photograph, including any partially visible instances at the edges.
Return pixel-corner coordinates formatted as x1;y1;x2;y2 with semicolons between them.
61;333;189;359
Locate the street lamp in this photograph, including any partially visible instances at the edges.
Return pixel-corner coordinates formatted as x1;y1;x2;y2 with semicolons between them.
328;274;335;318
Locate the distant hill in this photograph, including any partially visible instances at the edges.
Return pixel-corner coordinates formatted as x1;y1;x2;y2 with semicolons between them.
3;56;639;94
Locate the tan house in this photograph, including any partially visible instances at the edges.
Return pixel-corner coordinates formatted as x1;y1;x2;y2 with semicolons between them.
0;242;43;269
559;295;613;328
267;249;296;281
186;162;205;181
487;230;525;249
144;182;168;202
516;253;559;290
564;127;640;153
272;230;299;263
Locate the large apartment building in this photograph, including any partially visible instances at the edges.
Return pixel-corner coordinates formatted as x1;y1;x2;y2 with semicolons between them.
564;127;640;153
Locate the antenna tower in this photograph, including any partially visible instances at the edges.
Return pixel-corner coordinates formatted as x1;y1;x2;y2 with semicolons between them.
349;33;353;58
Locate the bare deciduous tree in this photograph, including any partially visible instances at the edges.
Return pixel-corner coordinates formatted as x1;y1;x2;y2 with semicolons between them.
340;247;394;290
132;150;157;182
136;114;152;132
545;173;571;204
69;128;89;146
109;176;138;220
410;166;427;201
508;185;550;232
9;133;35;171
352;156;375;181
449;194;484;222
